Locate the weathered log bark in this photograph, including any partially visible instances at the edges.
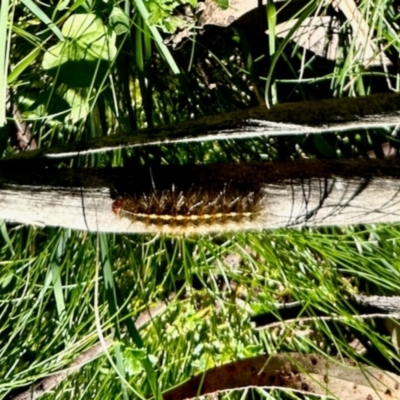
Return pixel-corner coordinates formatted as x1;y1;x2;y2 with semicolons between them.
1;158;400;234
354;295;400;312
4;92;400;162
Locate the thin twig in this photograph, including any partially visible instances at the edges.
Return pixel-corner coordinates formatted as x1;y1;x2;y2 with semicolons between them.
251;294;400;329
254;312;400;330
5;88;36;152
252;295;400;330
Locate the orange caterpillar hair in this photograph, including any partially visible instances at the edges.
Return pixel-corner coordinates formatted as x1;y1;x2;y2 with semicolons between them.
112;186;267;235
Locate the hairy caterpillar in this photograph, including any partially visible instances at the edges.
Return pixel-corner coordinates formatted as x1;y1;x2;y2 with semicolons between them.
112;186;268;235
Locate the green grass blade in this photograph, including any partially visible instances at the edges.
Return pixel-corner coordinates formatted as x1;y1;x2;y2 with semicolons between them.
0;220;14;255
7;47;41;84
20;0;64;41
100;233;120;332
50;230;70;317
50;260;66;317
100;234;162;400
0;0;10;127
133;0;180;75
266;0;277;106
99;233;129;399
265;0;317;106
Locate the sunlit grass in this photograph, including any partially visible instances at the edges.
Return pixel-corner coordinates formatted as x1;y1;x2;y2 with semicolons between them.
2;0;400;399
2;225;400;398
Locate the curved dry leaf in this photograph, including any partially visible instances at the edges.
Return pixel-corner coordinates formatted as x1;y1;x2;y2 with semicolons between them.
163;352;400;400
199;0;391;68
269;16;341;61
269;13;390;68
332;0;391;67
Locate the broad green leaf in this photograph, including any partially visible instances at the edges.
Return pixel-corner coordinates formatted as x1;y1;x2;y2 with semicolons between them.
62;89;90;123
43;14;116;87
110;7;130;35
62;13;105;40
25;87;89;122
82;38;114;60
123;348;147;376
56;0;70;11
43;41;82;70
122;347;157;377
148;7;167;27
43;38;115;65
43;43;112;86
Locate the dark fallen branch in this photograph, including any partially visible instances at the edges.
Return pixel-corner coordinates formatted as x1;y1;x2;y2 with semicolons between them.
3;92;400;161
2;158;400;233
8;302;167;400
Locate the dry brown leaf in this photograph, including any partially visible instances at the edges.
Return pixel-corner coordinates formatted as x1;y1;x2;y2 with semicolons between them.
269;9;391;67
163;352;400;400
270;16;342;61
332;0;391;67
198;0;391;68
